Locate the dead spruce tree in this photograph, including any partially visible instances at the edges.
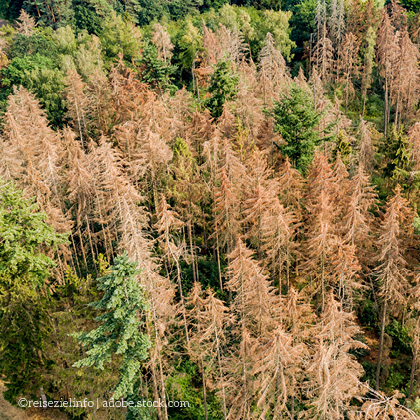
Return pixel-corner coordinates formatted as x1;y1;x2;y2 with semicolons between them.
377;12;399;137
375;185;417;391
186;282;232;420
305;293;367;420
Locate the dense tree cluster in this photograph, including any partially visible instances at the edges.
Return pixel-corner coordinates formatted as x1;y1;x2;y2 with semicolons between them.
2;1;420;420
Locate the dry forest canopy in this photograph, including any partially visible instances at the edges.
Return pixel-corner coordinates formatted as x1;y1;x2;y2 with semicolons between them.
3;0;420;419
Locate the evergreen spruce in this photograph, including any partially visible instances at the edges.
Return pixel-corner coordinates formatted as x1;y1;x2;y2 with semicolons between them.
74;253;151;400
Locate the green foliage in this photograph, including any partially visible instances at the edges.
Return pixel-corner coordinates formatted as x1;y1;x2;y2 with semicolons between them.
166;360;224;420
400;0;420;12
240;0;282;10
73;0;116;34
138;42;176;92
408;397;420;415
73;253;151;400
167;0;204;21
0;0;23;20
100;11;141;63
179;259;222;295
357;297;378;329
206;60;238;118
134;0;203;26
202;6;294;60
50;25;78;55
384;363;408;392
118;0;142;24
287;0;316;57
23;0;75;28
333;130;353;164
385;319;412;356
0;181;67;402
200;0;228;11
2;30;68;126
8;32;58;60
361;361;377;389
0;53;66;127
133;0;167;26
272;83;327;173
381;125;415;191
174;18;203;72
43;266;122;418
256;9;295;60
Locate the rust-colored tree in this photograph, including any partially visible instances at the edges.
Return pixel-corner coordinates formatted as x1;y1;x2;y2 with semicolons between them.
374;185;417;391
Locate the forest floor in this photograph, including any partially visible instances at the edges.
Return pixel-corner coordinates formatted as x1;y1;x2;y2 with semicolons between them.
0;382;68;420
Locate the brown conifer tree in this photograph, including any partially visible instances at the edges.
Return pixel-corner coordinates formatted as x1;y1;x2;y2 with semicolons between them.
361;27;377;116
90;137;176;419
358;119;376;171
170;139;205;284
186;283;232;420
253;325;305;420
302;154;338;309
261;196;298;292
223;328;257;420
408;122;420;171
312;22;335;84
242;181;273;258
16;9;36;36
258;32;290;105
62;128;96;269
226;239;277;336
375;185;417;391
1;87;71;236
391;29;420;127
377;12;399;137
152;23;174;63
305;293;366;419
278;156;305;219
154;195;189;344
212;138;245;262
336;33;359;115
65;69;91;148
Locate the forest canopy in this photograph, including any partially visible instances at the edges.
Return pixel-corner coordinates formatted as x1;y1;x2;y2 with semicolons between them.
2;0;420;419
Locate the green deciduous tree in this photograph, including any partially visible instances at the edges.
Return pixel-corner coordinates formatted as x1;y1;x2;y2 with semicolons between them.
0;53;66;127
100;11;141;63
73;0;115;34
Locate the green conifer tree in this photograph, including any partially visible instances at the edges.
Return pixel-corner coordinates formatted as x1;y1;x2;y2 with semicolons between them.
0;181;67;402
73;253;151;401
206;60;239;118
272;83;330;173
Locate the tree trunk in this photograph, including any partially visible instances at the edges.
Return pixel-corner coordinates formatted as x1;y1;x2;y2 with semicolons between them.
362;93;367;117
409;347;417;398
376;300;387;391
384;79;389;138
201;358;209;420
188;220;197;283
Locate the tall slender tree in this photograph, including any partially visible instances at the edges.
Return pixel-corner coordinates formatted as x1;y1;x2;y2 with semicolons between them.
375;185;417;391
377;12;399;137
336;33;359;116
306;293;367;420
361;27;377;116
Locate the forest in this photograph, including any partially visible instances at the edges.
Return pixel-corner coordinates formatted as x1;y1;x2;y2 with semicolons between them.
2;0;420;419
